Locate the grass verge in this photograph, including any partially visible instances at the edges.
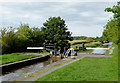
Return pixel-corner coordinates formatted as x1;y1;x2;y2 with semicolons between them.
0;52;42;65
35;45;118;81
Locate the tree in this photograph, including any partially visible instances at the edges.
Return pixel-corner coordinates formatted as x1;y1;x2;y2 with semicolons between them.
103;2;120;45
0;27;18;54
105;2;120;19
99;36;104;44
102;29;110;43
73;36;87;40
29;27;45;47
0;23;45;54
16;24;32;52
95;36;100;42
86;37;93;43
17;24;45;52
103;19;119;44
41;16;72;53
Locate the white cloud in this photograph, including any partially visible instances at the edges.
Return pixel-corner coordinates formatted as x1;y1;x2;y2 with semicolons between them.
79;11;94;17
0;2;117;37
0;0;119;2
71;25;104;37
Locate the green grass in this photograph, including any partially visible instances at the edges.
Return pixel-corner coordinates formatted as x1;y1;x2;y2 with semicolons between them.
72;41;87;45
40;50;49;53
0;52;42;65
71;41;102;49
35;45;118;81
104;44;113;55
85;43;102;47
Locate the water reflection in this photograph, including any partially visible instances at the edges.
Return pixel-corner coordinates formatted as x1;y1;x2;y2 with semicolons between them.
91;42;113;54
91;48;107;54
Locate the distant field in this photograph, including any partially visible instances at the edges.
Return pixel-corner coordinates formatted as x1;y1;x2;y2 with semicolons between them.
70;40;102;48
69;40;86;43
69;40;87;45
0;53;42;65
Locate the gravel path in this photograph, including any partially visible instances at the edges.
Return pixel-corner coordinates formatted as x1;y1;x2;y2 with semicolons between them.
24;54;112;81
1;56;81;82
24;56;84;81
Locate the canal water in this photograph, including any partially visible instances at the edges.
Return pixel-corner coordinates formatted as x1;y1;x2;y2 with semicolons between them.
91;42;113;54
0;56;62;81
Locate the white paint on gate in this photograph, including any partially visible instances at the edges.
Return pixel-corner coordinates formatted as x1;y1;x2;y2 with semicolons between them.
27;47;44;49
86;48;109;50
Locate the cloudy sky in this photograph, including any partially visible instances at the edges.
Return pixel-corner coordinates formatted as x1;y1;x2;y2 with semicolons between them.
0;0;118;37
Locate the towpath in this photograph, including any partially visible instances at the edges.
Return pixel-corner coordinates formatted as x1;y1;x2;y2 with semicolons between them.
1;54;112;82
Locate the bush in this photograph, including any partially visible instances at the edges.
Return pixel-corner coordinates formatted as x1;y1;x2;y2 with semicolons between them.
72;41;87;45
86;43;101;47
86;37;93;43
0;24;45;54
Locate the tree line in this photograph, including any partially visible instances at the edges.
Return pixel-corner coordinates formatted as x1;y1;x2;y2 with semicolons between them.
73;36;87;40
1;2;119;54
0;24;45;54
0;16;72;54
102;2;120;45
73;36;101;42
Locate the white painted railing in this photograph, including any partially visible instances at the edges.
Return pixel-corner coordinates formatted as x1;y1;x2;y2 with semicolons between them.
64;48;70;58
86;48;109;50
64;48;74;58
27;47;44;49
